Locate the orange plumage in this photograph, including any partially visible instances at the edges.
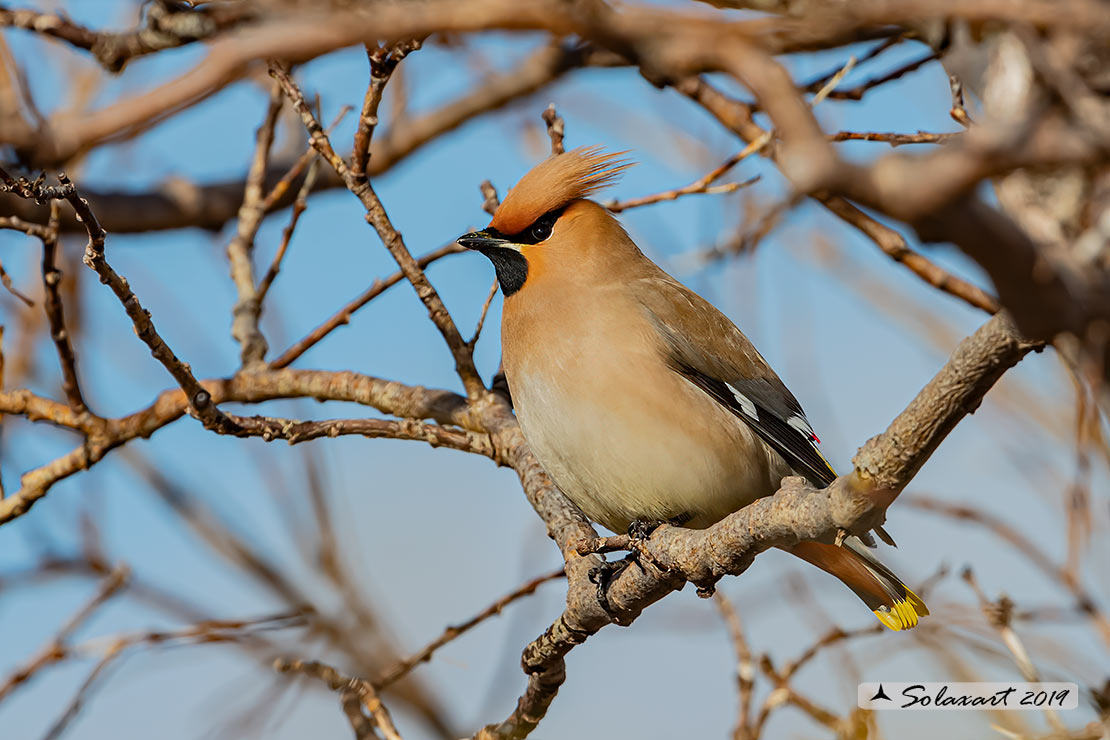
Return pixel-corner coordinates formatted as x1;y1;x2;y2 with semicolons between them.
457;146;927;631
490;146;632;235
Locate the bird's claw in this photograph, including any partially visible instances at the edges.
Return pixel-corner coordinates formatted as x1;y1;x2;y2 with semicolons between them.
625;518;679;574
588;557;634;624
627;518;664;541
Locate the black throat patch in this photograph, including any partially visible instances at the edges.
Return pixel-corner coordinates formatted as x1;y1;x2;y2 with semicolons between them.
481;246;528;296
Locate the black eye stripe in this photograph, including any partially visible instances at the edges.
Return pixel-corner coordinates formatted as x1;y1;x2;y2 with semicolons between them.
506;207;563;245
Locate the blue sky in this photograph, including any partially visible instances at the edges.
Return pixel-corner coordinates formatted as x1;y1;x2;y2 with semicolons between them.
1;2;1107;739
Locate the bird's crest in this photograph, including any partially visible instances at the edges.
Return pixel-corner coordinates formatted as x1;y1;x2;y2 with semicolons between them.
490;146;632;235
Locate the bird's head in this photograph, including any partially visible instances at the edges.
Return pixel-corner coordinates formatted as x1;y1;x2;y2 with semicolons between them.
457;146;633;296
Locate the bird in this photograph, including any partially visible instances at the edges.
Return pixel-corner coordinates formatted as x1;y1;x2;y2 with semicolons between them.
457;146;928;631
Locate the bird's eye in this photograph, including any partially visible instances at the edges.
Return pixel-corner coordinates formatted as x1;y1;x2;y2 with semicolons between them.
530;221;553;242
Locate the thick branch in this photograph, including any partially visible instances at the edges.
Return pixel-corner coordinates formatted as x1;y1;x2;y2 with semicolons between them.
0;2;253;72
476;311;1039;738
647;312;1041;587
0;368;472;526
225;414;499;460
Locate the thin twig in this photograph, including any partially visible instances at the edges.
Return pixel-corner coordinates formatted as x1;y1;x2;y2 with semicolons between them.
962;569;1067;732
66;175;243;434
469;279;499;349
0;566;128;703
949;74;973;127
0;215;51;240
607;173;760;213
479;180;500;217
0;255;33;306
821;52;938;101
907;495;1109;645
676;196;796;269
222;414;499;459
610;58;851;217
811;55;857;105
714;592;755;740
268;63;347;173
830;130;959;146
796;35;903;93
352;40;422;179
275;658;404;740
40;200;89;414
269;63;484;397
375;568;565;689
0;167;242;434
227;82;283;368
259;104;351;213
270;243;464;369
541;103;565;154
37;609;307;740
257;158;319;303
0;212;39;306
39;643;124;740
678;74;1002;315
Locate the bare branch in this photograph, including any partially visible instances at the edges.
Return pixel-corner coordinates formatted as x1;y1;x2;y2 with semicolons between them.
0;43;620;232
0;2;254;72
645;313;1041;589
714;592;755;740
541;103;565;155
479;180;501;217
39;201;89;414
256;159;317;305
469;280;499;350
352;40;422;179
269;63;485;397
819;51;938;101
675;76;1003;315
906;496;1110;645
475;311;1039;738
830;130;959;146
0;566;127;703
226;82;283;369
0;367;471;526
0;252;33;306
0;167;243;436
275;658;404;740
375;568;565;690
224;414;500;460
270;243;464;369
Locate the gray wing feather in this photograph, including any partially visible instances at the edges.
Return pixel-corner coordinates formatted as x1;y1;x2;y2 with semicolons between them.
633;274;837;488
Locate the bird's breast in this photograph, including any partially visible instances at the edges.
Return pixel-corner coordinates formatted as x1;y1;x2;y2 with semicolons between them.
500;287;787;533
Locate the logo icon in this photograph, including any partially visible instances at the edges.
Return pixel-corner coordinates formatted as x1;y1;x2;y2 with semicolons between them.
870;684;892;702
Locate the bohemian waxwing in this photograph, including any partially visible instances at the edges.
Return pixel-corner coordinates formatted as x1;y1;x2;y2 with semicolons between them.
457;146;927;630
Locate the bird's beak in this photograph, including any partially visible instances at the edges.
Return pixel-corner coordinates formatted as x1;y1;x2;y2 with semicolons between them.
457;229;518;252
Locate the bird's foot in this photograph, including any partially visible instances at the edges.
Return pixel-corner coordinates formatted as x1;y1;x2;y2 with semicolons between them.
627;518;664;541
588;556;635;624
625;517;687;572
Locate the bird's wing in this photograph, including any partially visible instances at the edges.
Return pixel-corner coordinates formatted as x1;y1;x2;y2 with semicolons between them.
633;273;837;488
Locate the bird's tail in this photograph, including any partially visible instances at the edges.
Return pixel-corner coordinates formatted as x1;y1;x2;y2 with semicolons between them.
788;537;929;631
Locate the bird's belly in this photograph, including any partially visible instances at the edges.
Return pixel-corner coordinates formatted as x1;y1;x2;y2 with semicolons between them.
511;362;786;533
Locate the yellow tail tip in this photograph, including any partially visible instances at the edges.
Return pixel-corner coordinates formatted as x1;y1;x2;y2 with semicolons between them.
905;586;930;616
873;588;929;631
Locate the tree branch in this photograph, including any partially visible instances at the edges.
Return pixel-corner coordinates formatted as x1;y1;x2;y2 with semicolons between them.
475;311;1039;739
269;63;486;398
0;1;254;72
